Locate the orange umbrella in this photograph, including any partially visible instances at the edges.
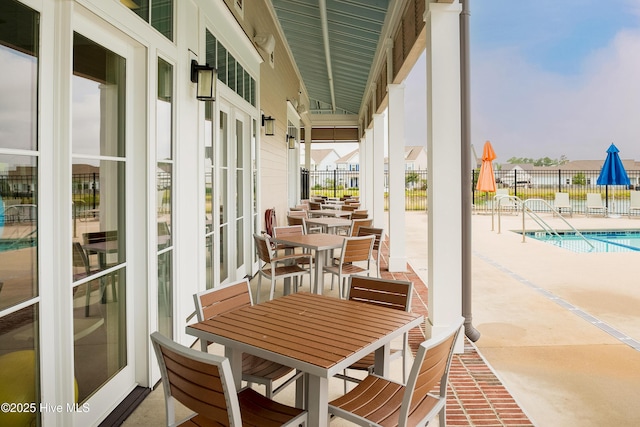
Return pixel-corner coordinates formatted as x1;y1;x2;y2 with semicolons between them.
476;140;497;192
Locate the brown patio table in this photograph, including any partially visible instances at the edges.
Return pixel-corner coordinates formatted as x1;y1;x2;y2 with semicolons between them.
270;233;344;294
307;209;352;218
186;292;424;427
304;217;351;234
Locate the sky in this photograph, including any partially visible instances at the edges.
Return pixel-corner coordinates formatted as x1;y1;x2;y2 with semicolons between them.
403;0;640;163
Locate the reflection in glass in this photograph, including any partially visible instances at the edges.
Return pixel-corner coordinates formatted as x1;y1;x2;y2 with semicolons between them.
72;33;127;402
121;0;173;41
205;235;214;290
72;271;126;403
72;33;126;157
157;58;173;161
0;155;38;311
157;164;171;249
217;41;227;86
0;1;39;151
157;251;172;338
0;305;40;427
228;55;236;93
220;224;228;282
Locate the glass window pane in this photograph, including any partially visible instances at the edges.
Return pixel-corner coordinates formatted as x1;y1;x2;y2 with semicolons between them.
157;251;172;338
228;55;236;92
217;42;227;86
205;235;214;289
236;217;243;268
236;65;243;99
72;33;126;158
0;154;38;311
151;0;173;41
250;77;255;106
0;0;39;151
73;269;126;403
122;0;149;21
157;163;171;249
157;58;172;161
0;305;40;427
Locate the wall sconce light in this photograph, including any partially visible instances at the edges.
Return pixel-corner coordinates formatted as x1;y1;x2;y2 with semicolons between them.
287;134;296;149
190;60;216;101
262;114;275;136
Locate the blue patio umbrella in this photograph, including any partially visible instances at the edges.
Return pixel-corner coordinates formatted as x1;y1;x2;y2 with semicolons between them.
596;143;630;210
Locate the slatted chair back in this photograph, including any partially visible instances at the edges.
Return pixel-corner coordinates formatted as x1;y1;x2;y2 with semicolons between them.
328;317;463;427
348;276;412;311
350;218;373;237
273;225;304;239
254;233;274;264
150;331;241;426
342;235;375;264
350;212;368;220
358;226;382;251
399;317;463;426
341;205;357;212
287;210;307;217
194;279;252;323
309;201;322;210
72;242;90;280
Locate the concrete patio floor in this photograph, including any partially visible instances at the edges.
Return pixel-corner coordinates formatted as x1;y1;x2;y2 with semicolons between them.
123;210;640;426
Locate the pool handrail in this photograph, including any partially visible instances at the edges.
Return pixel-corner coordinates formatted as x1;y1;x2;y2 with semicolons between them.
522;198;594;249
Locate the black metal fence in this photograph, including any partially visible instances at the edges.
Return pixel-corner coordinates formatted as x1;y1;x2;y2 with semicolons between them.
307;168;640;214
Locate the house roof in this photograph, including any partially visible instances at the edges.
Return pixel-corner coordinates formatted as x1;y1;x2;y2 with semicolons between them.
404;146;426;161
335;148;359;164
499;159;640;171
310;148;338;164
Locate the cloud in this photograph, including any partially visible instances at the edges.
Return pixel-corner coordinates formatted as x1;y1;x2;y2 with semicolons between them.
470;28;640;162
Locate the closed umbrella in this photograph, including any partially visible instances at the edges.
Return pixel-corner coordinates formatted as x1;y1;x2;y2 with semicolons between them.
596;143;630;215
476;140;497;193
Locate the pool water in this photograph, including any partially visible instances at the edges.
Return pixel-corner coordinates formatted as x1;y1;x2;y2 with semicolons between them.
0;238;37;252
522;230;640;253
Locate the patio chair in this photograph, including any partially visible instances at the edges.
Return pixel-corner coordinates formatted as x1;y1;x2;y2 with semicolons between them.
357;226;384;277
336;276;414;391
629;191;640;218
253;233;312;302
496;188;518;214
324;235;375;299
350;212;369;220
273;225;315;289
349;218;373;237
586;193;607;217
150;332;307;427
193;279;303;399
553;192;573;217
328;317;464;427
72;242;98;317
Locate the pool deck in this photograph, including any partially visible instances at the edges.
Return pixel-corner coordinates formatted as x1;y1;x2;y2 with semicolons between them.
405;210;640;426
124;211;640;426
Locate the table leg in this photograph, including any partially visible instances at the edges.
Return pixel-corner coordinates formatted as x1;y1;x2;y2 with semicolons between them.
373;343;391;377
314;250;326;295
306;374;329;427
224;347;243;390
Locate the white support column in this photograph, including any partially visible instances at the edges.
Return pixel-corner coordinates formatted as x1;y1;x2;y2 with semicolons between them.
387;84;407;272
363;127;374;211
304;124;311;172
372;113;386;229
425;1;463;338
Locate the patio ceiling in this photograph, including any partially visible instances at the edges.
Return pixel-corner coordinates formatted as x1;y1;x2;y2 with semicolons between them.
271;0;389;116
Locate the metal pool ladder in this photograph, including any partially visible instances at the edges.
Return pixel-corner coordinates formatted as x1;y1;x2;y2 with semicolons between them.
521;198;594;249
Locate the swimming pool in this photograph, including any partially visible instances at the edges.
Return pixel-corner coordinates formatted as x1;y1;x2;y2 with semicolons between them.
0;238;37;252
521;229;640;253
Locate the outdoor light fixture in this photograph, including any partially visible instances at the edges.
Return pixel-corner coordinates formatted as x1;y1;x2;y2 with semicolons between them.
190;60;216;101
262;114;275;136
287;134;296;149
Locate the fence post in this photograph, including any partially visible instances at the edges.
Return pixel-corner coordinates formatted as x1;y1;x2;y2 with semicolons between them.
333;169;337;198
558;169;561;193
514;169;518;198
